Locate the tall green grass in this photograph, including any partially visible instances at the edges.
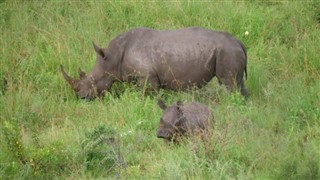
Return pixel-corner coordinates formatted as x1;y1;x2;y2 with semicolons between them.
1;1;319;179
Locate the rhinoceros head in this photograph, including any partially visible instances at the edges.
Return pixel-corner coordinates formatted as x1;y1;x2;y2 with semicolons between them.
60;42;115;101
156;99;185;140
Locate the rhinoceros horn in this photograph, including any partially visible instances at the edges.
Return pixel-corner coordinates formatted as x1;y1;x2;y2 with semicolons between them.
78;67;86;79
60;64;78;90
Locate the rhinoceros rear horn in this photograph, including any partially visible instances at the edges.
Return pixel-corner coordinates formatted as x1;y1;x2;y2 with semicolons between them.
92;41;105;57
60;64;78;90
78;67;86;79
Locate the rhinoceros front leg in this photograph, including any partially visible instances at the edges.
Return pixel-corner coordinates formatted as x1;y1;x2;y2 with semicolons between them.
148;75;161;91
136;74;160;94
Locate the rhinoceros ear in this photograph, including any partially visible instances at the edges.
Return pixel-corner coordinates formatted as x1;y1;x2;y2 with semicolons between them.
157;99;167;110
93;41;105;58
176;105;183;116
78;67;86;80
174;106;184;126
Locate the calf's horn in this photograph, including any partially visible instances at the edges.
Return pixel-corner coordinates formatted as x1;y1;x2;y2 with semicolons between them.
78;67;86;79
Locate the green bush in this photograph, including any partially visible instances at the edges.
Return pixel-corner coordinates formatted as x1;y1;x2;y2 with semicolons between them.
81;124;124;177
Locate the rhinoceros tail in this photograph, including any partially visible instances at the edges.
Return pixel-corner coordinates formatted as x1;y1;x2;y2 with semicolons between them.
238;41;247;80
245;66;247;80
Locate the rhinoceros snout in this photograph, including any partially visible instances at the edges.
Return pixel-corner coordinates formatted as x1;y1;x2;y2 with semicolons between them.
79;94;94;101
80;96;89;101
156;129;171;139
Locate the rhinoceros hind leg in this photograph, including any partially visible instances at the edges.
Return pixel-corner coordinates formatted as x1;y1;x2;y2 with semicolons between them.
237;77;249;97
235;70;249;97
217;73;248;97
216;74;235;92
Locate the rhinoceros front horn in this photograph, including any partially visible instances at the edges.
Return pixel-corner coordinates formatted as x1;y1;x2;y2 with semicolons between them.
60;64;78;90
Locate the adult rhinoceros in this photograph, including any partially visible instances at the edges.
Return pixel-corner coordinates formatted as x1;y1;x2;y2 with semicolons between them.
61;27;248;100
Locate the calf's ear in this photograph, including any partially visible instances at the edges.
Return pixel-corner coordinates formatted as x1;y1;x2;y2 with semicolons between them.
173;106;184;126
176;106;183;116
157;99;167;110
176;100;183;106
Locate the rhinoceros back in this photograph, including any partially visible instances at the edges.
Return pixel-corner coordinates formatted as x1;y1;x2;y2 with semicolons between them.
181;102;213;132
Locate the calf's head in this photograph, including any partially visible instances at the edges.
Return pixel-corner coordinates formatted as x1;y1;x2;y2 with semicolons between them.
156;99;185;141
60;42;115;101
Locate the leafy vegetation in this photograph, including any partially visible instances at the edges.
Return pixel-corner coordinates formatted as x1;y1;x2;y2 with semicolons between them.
1;1;319;179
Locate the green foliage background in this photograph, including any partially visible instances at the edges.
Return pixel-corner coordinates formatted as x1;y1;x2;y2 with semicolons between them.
1;1;319;179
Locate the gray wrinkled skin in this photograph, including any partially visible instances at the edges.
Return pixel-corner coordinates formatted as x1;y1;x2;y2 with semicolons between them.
61;27;248;100
156;99;214;142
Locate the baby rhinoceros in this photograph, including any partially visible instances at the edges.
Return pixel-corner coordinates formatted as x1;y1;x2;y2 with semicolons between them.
156;99;214;142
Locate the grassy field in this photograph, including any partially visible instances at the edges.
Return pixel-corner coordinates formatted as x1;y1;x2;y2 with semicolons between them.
1;1;320;179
